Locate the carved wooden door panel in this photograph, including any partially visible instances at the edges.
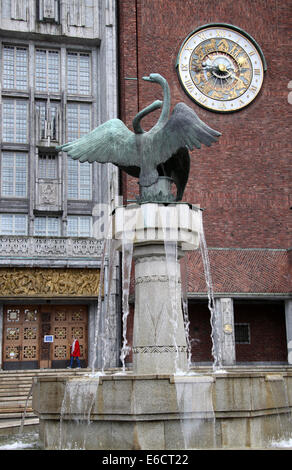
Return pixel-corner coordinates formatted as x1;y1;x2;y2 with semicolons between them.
3;306;40;369
51;305;88;368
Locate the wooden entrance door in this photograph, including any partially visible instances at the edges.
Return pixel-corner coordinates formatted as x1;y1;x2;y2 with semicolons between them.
3;306;40;370
50;305;88;368
3;304;88;370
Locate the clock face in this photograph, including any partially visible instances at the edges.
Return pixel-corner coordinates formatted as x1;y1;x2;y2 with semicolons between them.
176;24;266;112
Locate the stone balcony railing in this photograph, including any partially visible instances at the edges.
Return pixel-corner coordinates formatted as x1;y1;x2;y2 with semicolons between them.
0;236;104;262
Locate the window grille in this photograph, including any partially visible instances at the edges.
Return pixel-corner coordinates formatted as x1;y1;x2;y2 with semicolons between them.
1;152;27;197
35;49;60;93
2;99;28;143
34;216;60;236
67;52;91;95
67;157;91;200
2;45;28;90
38;153;57;179
235;323;250;344
66;103;91;141
67;216;92;237
0;214;27;235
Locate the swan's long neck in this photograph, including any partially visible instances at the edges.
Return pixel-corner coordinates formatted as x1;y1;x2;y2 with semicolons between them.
132;75;170;134
154;76;171;129
132;100;162;134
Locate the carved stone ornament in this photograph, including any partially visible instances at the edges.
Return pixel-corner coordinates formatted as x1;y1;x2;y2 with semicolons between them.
39;183;58;205
0;236;103;259
0;268;100;297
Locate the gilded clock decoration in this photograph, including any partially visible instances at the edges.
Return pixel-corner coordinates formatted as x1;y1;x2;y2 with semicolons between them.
177;24;266;112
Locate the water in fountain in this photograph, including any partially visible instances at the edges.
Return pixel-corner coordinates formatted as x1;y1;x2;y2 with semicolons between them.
164;239;181;372
18;383;33;436
180;254;192;370
91;237;106;373
266;376;292;447
91;208;117;373
198;210;222;370
58;376;101;450
175;376;216;449
101;238;118;371
120;238;134;372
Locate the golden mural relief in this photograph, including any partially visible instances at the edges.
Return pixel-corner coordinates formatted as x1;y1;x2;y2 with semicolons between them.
0;268;100;297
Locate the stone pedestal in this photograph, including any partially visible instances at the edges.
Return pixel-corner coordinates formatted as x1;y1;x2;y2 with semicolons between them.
113;203;201;374
133;244;187;374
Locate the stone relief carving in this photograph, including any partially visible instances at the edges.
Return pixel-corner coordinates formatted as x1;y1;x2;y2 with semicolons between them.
0;236;103;258
0;268;100;297
11;0;27;20
133;346;188;354
68;0;85;26
39;183;58;205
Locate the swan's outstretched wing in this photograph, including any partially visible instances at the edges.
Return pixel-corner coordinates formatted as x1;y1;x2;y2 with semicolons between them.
152;102;221;167
57;118;140;169
162;147;190;201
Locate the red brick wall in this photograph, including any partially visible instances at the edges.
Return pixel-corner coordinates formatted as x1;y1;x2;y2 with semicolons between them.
188;302;213;363
126;300;287;364
118;0;292;249
234;301;287;363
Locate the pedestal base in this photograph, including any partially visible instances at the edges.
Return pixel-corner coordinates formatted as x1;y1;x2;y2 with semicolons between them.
32;369;292;450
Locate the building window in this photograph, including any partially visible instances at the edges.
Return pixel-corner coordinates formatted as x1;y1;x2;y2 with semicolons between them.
35;49;60;93
235;323;250;344
67;52;91;95
66;103;91;141
67;157;92;200
1;152;27;197
38;153;57;179
2;99;28;143
36;101;60;142
2;45;28;90
67;216;92;237
0;214;27;235
34;216;60;236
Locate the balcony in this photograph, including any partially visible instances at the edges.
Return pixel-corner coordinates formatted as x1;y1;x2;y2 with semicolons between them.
0;235;104;267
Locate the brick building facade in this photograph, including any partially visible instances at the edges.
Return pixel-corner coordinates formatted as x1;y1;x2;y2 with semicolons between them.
118;0;291;365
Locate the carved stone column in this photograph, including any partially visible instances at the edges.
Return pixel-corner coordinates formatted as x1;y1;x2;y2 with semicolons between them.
133;244;188;374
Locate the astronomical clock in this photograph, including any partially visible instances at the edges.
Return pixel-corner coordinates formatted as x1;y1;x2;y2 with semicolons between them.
176;24;267;112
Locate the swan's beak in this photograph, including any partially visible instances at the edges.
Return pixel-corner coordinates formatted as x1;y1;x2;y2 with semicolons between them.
142;75;154;82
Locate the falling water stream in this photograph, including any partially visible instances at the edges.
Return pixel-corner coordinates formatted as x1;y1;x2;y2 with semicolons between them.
120;238;134;372
198;210;222;370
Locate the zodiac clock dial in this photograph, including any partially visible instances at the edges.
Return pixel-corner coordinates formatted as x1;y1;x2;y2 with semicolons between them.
176;24;267;112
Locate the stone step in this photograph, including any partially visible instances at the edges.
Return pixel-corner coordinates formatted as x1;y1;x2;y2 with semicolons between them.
0;368;92;422
0;417;39;436
0;407;33;415
0;390;31;397
0;400;32;409
0;403;33;418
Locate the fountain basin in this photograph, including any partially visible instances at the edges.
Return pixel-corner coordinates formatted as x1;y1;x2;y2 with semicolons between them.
32;369;292;449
